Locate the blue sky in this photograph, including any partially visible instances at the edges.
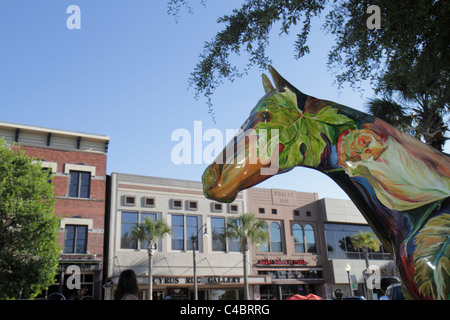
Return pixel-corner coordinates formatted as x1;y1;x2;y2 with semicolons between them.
1;1;447;200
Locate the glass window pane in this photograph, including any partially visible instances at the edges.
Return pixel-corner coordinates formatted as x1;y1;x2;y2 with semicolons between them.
270;222;282;252
79;172;90;198
121;212;138;249
305;224;316;253
211;217;225;251
172;215;184;250
186;216;199;251
69;171;79;197
258;223;269;252
293;224;305;253
228;219;241;252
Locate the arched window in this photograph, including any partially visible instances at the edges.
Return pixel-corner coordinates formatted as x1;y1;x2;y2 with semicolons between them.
270;222;282;252
293;224;305;253
305;224;316;253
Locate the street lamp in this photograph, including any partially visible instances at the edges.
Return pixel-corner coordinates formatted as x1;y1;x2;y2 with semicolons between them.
345;263;353;296
192;224;208;300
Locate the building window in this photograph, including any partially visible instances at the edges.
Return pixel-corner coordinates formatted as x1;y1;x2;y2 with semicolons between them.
121;212;138;249
143;197;155;207
172;215;185;250
270;222;282;252
229;204;239;213
69;171;91;198
228;219;241;252
258;223;269;252
171;199;182;209
306;211;312;217
324;223;392;260
305;224;316;253
259;208;265;214
186;216;199;250
271;209;277;215
293;224;305;253
120;212;159;250
188;201;198;210
124;196;136;206
211;217;226;251
64;225;87;253
213;203;223;212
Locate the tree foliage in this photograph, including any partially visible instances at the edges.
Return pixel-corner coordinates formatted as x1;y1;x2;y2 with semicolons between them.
0;139;59;299
168;0;449;147
130;218;171;300
225;213;268;300
225;212;269;252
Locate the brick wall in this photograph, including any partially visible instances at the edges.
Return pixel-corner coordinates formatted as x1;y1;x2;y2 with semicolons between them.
13;145;107;257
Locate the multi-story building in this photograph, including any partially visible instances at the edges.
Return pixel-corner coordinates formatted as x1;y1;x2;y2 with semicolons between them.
246;187;327;300
0;121;110;300
247;187;398;300
316;198;399;298
105;173;270;300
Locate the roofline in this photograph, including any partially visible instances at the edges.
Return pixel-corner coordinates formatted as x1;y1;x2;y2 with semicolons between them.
0;121;110;141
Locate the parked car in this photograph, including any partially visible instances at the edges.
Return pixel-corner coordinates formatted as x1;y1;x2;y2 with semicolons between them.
380;283;405;300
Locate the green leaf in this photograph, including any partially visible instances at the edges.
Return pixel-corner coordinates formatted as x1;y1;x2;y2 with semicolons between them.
414;213;450;300
282;105;356;168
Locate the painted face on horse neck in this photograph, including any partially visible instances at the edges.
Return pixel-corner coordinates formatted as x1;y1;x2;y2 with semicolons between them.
202;66;308;203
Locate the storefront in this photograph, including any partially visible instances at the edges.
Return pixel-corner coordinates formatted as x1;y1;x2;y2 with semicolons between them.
106;274;271;300
253;258;325;300
37;259;102;300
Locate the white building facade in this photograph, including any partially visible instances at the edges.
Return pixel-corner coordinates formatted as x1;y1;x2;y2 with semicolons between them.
105;173;270;300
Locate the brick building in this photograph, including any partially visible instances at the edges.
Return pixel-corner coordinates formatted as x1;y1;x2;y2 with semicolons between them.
0;121;110;299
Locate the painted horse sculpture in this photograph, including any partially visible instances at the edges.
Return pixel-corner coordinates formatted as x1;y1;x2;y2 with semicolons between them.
202;66;450;300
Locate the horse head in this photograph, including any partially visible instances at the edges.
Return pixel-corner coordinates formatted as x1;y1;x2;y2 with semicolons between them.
202;66;306;202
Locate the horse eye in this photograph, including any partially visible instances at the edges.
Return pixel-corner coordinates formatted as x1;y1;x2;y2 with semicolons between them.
260;111;272;121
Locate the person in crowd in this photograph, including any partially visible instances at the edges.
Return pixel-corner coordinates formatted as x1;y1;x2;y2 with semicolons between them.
114;269;139;300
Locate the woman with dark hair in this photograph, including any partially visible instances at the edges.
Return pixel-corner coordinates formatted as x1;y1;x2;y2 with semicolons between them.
114;269;139;300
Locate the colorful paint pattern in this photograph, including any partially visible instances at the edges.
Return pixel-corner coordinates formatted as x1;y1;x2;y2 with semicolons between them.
202;66;450;300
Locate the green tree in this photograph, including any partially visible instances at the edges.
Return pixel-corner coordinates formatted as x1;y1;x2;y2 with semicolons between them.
350;231;381;300
130;218;172;300
168;0;449;143
225;213;269;300
0;139;60;299
366;97;448;151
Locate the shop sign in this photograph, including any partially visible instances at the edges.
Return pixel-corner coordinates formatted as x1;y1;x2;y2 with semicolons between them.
58;262;100;272
257;259;306;266
152;276;241;285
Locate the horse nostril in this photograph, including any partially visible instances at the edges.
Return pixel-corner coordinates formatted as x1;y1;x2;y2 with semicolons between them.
203;165;217;187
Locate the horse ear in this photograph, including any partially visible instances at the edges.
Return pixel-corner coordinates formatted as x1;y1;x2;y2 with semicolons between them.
268;65;308;111
262;74;275;94
268;65;292;93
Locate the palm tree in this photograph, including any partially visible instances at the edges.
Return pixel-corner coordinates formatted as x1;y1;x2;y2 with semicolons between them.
350;231;381;300
130;218;171;300
225;213;269;300
366;98;415;136
366;97;449;152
